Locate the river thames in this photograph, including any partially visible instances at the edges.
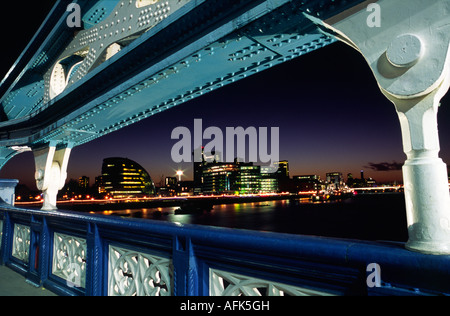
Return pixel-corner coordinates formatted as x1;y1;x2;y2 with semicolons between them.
96;193;408;242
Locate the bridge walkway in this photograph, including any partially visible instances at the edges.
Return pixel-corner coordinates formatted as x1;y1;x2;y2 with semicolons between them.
0;266;57;296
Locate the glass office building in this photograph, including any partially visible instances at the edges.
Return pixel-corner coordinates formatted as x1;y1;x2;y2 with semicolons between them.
237;165;261;195
102;157;155;198
201;163;239;195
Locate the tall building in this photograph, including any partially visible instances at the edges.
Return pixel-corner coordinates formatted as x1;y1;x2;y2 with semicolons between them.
326;172;344;190
274;161;290;178
274;160;291;192
193;147;206;192
201;162;239;195
260;166;278;194
193;147;222;195
78;176;90;190
102;157;156;198
237;164;261;195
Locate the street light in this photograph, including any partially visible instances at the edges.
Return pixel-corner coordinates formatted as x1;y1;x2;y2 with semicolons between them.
176;170;184;182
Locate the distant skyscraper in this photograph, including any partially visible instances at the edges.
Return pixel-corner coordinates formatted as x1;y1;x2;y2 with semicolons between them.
193;147;223;194
102;157;155;198
78;176;89;189
193;147;206;193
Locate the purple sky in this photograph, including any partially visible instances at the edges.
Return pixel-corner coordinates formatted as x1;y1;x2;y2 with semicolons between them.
1;1;450;189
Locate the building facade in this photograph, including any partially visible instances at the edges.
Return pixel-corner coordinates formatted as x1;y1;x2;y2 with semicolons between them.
326;172;344;191
293;175;322;192
201;162;239;195
237;164;261;195
101;157;156;198
199;161;282;195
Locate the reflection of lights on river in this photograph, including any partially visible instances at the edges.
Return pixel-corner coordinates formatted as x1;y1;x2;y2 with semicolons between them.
171;214;192;225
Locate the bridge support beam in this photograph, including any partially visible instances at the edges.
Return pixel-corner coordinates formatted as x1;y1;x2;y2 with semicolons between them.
33;143;72;211
306;0;450;254
388;85;450;254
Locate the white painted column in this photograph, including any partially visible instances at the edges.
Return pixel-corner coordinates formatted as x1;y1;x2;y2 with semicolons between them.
305;0;450;254
33;144;72;211
388;89;450;254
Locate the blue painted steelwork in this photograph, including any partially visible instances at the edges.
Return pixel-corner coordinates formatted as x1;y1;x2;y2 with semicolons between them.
0;203;449;296
0;0;366;163
82;0;120;29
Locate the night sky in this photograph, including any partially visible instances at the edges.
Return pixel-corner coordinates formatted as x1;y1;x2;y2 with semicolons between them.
1;1;450;189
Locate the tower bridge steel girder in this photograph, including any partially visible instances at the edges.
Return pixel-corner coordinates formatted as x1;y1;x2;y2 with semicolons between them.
0;0;449;255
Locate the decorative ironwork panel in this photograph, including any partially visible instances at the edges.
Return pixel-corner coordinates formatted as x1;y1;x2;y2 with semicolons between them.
52;233;87;289
108;245;172;296
210;268;334;296
12;224;31;263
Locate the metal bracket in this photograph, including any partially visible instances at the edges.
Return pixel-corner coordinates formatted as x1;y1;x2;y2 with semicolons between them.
306;0;450;254
33;142;72;211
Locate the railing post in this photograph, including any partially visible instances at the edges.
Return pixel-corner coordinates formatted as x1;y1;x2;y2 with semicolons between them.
0;212;11;265
86;223;104;296
0;180;18;265
37;217;51;285
173;237;199;296
26;215;44;287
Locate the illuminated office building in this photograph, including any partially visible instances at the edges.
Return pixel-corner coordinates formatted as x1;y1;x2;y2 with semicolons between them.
197;156;287;195
237;164;261;195
201;162;239;195
201;161;277;195
102;157;155;198
260;166;279;194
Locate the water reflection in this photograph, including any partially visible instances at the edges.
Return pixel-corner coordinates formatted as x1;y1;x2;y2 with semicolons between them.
95;194;408;242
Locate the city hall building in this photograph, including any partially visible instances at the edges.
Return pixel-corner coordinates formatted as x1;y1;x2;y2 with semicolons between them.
101;157;156;198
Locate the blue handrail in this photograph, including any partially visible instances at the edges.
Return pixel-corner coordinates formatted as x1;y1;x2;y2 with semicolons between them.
0;202;449;296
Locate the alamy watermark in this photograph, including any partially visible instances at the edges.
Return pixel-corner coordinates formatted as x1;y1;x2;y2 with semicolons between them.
366;263;382;288
66;3;81;28
66;2;381;28
171;119;280;171
366;3;381;28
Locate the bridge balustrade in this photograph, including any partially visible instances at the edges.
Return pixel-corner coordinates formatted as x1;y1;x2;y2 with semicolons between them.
0;202;449;296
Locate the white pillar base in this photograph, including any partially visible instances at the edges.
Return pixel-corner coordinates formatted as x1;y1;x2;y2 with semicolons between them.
403;157;450;255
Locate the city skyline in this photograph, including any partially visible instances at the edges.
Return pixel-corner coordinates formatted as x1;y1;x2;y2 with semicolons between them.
1;1;450;190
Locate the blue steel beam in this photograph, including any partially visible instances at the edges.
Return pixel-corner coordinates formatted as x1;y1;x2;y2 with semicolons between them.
0;0;366;156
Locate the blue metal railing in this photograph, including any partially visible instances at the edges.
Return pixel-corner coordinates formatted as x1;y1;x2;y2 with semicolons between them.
0;202;449;296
